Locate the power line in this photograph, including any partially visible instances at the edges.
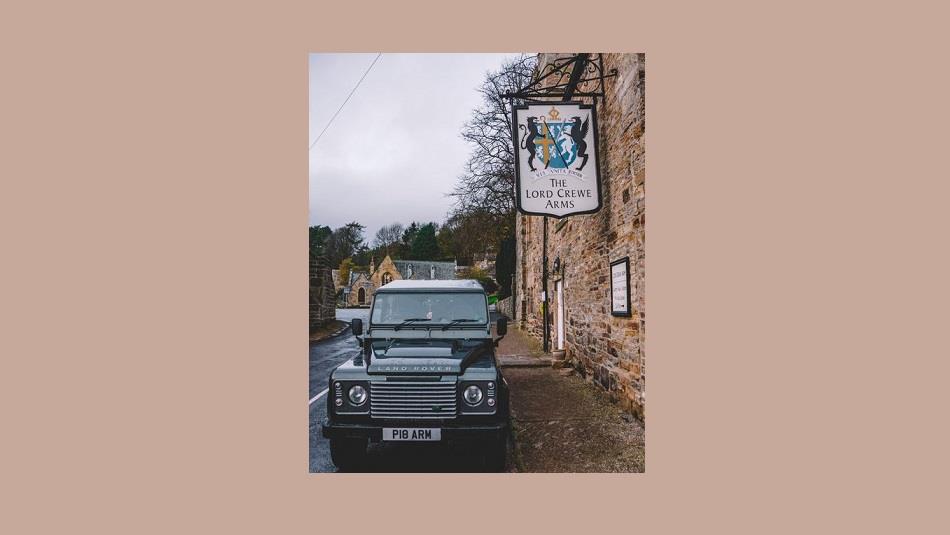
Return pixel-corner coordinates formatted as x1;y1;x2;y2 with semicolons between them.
309;53;382;150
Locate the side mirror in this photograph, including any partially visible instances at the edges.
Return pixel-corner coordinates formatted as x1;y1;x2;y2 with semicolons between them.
493;317;508;347
351;318;363;336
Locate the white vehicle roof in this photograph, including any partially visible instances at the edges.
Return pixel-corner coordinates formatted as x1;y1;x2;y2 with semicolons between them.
376;279;485;292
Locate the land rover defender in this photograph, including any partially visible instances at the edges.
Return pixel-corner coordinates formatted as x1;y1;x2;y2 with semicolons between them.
321;279;510;471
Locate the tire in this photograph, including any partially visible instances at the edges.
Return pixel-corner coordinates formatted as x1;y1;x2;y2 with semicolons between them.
329;437;367;471
481;435;508;472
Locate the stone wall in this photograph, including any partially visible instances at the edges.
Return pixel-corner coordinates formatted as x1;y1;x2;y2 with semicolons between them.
309;253;336;330
345;274;376;307
370;255;402;287
515;53;646;419
496;296;514;319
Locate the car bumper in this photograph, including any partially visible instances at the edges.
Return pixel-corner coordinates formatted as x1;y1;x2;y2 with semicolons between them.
321;418;508;442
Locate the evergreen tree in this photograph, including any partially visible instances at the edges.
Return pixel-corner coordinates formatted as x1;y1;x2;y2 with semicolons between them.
410;223;441;260
393;222;420;259
324;222;365;266
401;222;420;247
309;225;332;255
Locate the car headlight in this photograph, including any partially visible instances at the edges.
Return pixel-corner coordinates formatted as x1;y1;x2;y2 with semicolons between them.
348;385;368;406
463;385;483;406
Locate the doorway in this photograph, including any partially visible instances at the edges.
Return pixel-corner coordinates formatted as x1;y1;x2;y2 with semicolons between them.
358;287;366;305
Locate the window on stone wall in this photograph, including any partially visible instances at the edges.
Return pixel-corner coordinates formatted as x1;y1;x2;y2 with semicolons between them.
382;273;392;285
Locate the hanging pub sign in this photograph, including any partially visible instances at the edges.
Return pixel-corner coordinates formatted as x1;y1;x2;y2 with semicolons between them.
512;102;602;218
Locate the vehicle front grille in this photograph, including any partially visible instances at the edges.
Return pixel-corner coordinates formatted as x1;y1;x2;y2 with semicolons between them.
370;381;458;419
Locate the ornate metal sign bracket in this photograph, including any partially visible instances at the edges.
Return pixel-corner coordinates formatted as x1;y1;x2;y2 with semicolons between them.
502;53;617;102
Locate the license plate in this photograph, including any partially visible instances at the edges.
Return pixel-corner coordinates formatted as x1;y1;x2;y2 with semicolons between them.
383;428;441;441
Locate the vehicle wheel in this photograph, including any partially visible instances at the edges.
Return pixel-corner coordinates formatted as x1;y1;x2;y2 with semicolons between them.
481;435;507;472
329;438;367;471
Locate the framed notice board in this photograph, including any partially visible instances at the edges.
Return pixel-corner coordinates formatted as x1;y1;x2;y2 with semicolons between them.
610;257;631;317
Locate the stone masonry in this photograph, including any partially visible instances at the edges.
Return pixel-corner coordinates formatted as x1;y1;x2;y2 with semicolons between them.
345;272;376;307
496;296;514;319
515;53;645;419
309;252;336;329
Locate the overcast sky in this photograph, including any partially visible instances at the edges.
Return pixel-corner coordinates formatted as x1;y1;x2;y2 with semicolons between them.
309;53;520;243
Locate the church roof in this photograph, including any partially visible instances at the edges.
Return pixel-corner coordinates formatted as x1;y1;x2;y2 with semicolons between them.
349;270;370;284
391;259;456;280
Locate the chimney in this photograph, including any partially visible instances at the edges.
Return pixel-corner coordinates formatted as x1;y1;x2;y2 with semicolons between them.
370;256;376;274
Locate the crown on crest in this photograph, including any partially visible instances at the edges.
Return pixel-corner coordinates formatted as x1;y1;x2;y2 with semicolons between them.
548;106;560;120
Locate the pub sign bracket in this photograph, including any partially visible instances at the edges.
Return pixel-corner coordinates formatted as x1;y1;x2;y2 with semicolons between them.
502;53;617;102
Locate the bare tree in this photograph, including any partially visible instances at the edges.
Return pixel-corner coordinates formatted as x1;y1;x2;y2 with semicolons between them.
439;208;513;266
452;54;537;218
373;222;404;256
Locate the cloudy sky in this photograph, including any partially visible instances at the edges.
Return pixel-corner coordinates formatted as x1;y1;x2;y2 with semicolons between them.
309;53;520;242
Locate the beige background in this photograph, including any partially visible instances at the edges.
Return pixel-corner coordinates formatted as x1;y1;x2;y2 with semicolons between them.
2;1;948;533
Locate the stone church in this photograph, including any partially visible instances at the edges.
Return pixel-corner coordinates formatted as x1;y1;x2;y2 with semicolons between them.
333;255;457;307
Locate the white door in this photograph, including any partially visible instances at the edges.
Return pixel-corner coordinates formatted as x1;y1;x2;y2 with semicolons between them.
555;280;564;350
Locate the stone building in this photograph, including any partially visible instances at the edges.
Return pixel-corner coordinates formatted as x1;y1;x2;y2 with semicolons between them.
514;53;646;419
472;252;497;278
335;255;457;307
345;271;376;307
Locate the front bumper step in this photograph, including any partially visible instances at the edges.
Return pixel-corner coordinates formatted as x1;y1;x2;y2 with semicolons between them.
321;418;508;442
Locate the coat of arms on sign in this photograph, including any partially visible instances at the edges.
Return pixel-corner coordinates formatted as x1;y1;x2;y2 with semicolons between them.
520;106;590;173
512;102;602;218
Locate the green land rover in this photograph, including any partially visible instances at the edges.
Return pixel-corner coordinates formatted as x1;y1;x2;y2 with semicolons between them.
321;279;510;471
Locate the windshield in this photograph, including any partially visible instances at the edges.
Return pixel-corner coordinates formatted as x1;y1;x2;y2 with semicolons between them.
371;292;487;325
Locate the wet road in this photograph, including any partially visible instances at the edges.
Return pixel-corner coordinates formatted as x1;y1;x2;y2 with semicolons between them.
309;309;367;473
309;308;509;472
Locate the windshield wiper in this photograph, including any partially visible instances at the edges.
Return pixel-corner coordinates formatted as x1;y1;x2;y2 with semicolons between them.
393;318;431;331
441;318;480;331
